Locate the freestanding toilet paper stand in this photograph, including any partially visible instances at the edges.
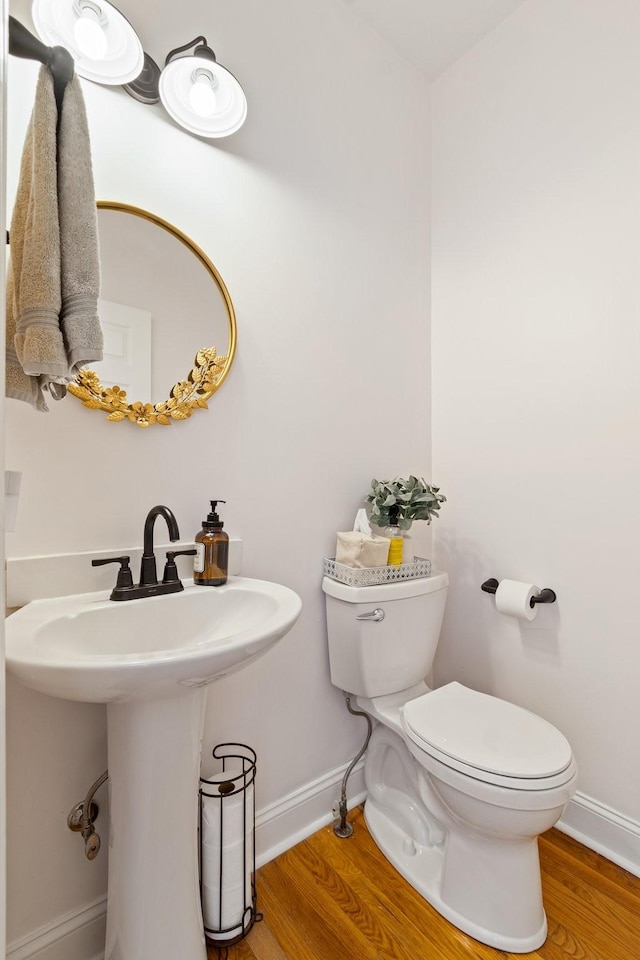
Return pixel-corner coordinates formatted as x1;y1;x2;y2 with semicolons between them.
200;743;259;949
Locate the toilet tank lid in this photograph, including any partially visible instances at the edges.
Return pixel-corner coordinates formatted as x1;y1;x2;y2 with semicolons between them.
403;682;573;779
322;571;448;603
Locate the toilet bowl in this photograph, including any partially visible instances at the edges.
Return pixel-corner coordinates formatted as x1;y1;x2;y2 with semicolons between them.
323;572;578;952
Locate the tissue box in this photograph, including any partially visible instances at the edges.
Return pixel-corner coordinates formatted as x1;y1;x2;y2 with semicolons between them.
335;532;389;568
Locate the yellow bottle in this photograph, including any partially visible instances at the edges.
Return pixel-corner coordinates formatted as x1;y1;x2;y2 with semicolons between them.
194;500;229;586
386;526;404;565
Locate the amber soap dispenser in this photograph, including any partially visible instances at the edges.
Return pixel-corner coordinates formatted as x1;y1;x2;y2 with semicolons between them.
194;500;229;586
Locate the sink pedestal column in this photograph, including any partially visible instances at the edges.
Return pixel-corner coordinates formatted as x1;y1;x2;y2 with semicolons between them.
105;688;208;960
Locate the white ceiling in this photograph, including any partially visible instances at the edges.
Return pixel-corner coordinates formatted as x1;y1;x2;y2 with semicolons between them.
343;0;526;79
11;0;525;84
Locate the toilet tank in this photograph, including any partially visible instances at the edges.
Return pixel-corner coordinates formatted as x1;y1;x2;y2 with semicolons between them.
323;572;448;698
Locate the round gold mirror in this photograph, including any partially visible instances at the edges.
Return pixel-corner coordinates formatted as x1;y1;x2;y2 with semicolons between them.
68;202;237;427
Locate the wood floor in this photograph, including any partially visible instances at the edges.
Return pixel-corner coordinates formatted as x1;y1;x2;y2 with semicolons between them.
208;806;640;960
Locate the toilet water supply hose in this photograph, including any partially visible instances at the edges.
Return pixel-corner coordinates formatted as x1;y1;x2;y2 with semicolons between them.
333;694;373;838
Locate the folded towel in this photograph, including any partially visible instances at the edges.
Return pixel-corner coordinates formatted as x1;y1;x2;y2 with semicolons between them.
5;273;52;411
7;67;65;410
58;74;102;373
6;66;102;411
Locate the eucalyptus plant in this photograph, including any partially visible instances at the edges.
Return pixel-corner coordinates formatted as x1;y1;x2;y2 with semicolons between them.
365;475;446;531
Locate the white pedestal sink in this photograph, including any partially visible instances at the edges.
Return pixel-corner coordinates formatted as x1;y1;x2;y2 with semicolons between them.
6;577;302;960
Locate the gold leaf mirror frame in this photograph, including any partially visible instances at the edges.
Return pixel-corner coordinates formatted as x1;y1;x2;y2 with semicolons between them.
68;201;237;427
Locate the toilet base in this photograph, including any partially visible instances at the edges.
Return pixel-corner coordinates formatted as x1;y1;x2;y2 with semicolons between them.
364;798;548;954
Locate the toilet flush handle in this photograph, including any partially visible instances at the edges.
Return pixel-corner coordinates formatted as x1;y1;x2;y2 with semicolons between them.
356;608;385;622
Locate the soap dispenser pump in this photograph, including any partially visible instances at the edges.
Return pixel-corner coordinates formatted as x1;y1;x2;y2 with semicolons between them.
194;500;229;586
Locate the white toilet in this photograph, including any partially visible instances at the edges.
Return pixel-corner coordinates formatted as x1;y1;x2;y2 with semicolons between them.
323;571;577;953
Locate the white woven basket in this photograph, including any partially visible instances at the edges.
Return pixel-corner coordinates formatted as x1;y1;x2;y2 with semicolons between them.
322;556;432;587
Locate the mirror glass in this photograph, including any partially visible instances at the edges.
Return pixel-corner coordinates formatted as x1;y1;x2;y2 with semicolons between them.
70;202;237;426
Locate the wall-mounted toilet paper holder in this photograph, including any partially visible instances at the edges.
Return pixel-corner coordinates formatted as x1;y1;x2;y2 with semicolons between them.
481;579;557;606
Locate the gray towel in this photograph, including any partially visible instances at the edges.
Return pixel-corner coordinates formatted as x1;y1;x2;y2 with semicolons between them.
6;66;102;411
7;68;65;410
58;73;102;374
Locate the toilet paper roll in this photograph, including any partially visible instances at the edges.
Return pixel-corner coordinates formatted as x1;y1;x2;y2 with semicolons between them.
201;772;254;941
494;579;539;621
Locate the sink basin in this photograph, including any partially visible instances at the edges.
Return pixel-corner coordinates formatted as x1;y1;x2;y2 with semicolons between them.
5;574;302;960
6;576;302;703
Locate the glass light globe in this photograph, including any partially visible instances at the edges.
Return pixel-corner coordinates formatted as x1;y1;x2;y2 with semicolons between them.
188;70;217;117
73;6;108;59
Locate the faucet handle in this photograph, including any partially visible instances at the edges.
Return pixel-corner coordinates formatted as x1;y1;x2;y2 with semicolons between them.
92;556;134;595
163;549;197;584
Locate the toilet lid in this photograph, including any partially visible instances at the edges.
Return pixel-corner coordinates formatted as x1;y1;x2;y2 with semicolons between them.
403;682;572;779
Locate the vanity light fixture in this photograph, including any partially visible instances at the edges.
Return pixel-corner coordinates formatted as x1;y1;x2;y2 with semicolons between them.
31;0;144;85
124;36;247;139
29;5;247;139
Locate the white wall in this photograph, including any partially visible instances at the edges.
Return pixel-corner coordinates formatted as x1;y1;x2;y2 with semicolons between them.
432;0;640;832
5;0;431;947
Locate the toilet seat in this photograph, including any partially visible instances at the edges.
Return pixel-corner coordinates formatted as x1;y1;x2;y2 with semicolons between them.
402;682;575;790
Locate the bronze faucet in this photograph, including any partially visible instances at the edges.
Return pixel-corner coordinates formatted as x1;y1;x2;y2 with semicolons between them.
92;505;196;601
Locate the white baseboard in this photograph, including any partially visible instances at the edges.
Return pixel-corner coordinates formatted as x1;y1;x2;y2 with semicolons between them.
14;779;636;960
6;896;106;960
557;790;640;879
5;758;366;960
256;758;366;867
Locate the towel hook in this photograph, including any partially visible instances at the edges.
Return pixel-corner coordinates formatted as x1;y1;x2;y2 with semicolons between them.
8;16;75;110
